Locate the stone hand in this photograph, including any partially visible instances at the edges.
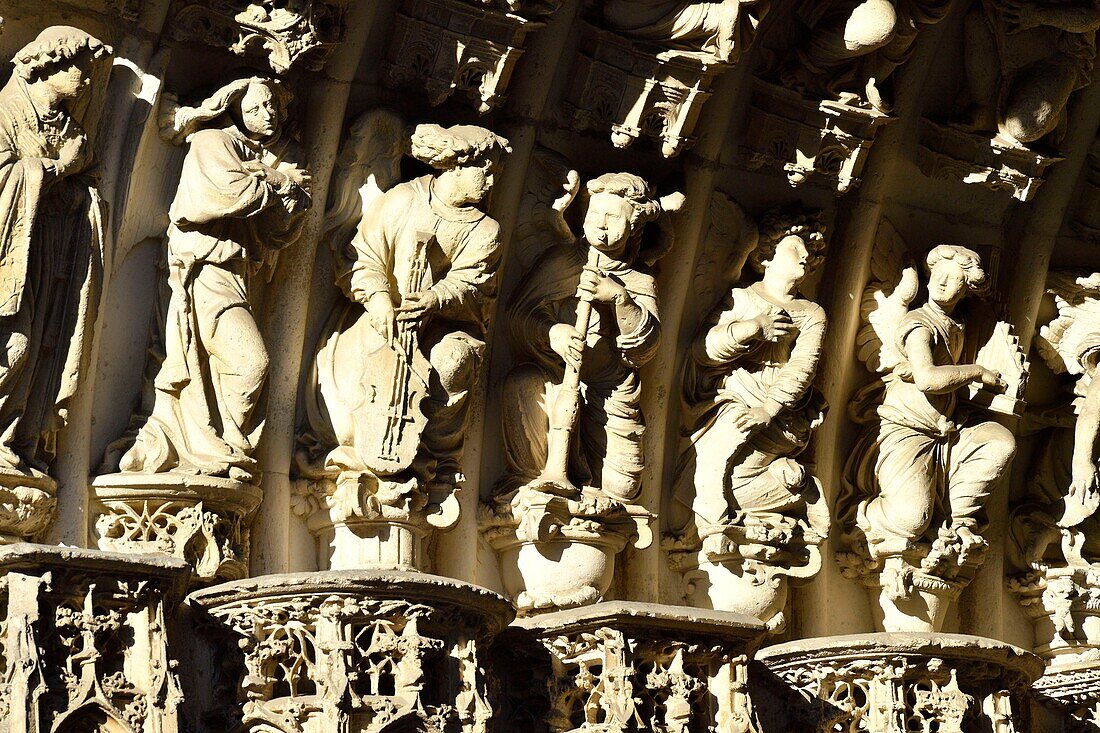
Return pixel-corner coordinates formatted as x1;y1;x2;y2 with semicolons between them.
1068;459;1100;519
753;309;794;342
978;367;1007;393
53;133;87;177
283;164;311;193
999;0;1043;30
577;267;628;304
733;405;771;433
395;290;439;323
550;322;584;371
366;291;396;340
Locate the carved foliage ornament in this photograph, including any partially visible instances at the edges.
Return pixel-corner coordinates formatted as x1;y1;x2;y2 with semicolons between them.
168;0;349;73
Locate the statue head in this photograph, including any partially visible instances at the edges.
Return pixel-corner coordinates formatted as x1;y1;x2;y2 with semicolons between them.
749;208;827;287
162;74;291;146
13;26;111;103
582;172;663;261
926;245;986;310
410;123;511;206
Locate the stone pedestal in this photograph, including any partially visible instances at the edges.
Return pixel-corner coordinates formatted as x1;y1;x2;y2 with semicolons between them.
188;569;513;732
756;633;1044;732
481;487;652;614
0;543;190;733
92;472;262;583
1033;660;1100;731
491;600;766;732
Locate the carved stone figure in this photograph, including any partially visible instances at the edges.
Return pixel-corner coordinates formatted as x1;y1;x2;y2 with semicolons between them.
839;239;1019;631
1010;271;1100;664
666;207;830;633
601;0;765;62
0;27;112;542
962;0;1100;145
484;171;683;613
778;0;950;112
94;75;310;580
296;116;509;570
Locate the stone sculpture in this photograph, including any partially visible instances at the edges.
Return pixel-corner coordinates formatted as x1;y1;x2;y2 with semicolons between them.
296;114;510;570
0;27;112;543
777;0;950;112
1010;271;1100;664
601;0;765;63
839;236;1020;631
961;0;1100;145
484;170;684;613
95;75;311;579
666;207;830;633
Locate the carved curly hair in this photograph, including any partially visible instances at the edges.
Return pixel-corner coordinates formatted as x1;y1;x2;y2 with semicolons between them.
409;124;511;170
747;207;827;275
926;244;987;291
13;26;111;82
585;172;663;226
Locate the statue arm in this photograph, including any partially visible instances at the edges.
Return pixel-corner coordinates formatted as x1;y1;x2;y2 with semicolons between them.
616;289;661;367
763;306;826;417
338;194;395;305
429;218;502;322
905;327;986;394
171;130;281;226
1036;1;1100;33
693;292;758;367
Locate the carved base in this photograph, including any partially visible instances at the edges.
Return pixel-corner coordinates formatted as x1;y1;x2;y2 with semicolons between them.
189;569;513;732
91;472;262;583
0;543;189;732
757;633;1044;732
918;119;1061;201
481;486;652;615
1010;565;1100;666
492;601;766;733
0;469;56;543
293;473;462;572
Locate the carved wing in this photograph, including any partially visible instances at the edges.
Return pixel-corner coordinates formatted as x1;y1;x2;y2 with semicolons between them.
855;218;919;376
1036;269;1100;377
513;146;580;273
692;190;757;313
323;109;406;247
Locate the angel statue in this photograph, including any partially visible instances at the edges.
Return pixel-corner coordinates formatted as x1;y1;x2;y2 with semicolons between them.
778;0;950;112
296;114;509;568
102;75;312;484
0;27;111;541
485;170;683;613
1008;271;1100;655
962;0;1100;145
666;207;831;632
601;0;767;63
839;239;1018;631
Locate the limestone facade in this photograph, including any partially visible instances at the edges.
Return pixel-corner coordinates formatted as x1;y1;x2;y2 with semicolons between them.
0;1;1097;731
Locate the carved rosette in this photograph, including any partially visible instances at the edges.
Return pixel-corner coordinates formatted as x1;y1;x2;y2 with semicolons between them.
189;569;513;732
168;0;349;73
91;473;262;584
492;601;766;733
918;120;1061;202
756;633;1044;732
383;0;554;113
0;544;189;733
737;80;894;193
561;22;731;158
0;471;57;544
292;473;456;571
666;511;827;634
480;487;654;615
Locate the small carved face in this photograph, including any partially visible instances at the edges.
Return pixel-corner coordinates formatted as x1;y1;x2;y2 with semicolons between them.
764;234;812;284
450;160;496;204
583;192;635;257
236;83;280;140
928;259;968;306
